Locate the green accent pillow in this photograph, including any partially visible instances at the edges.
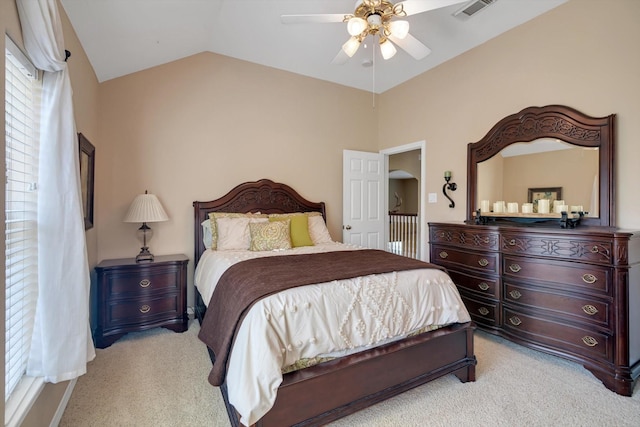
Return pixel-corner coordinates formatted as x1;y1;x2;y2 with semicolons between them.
249;220;292;251
269;214;314;247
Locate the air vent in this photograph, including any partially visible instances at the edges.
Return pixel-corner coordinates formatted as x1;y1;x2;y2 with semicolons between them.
453;0;498;20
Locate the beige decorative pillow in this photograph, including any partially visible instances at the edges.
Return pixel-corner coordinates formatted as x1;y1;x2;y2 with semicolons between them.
249;219;292;251
208;212;266;250
308;215;333;244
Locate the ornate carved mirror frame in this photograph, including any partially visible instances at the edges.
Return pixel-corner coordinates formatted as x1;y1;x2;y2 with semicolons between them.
466;105;615;227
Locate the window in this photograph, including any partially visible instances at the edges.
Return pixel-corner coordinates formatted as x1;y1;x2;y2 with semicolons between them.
4;34;41;408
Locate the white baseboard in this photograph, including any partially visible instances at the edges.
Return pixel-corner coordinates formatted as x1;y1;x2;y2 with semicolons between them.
50;378;77;427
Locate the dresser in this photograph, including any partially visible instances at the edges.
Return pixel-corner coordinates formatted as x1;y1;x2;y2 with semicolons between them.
94;254;189;348
429;222;640;396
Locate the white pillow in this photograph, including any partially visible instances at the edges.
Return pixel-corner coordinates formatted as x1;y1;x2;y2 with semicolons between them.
308;215;333;244
216;217;267;250
201;219;213;249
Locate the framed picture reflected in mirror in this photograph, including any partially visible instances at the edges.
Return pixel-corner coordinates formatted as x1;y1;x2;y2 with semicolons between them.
528;187;562;214
79;133;95;230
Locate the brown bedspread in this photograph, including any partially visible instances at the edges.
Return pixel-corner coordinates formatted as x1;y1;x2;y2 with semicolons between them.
198;249;446;386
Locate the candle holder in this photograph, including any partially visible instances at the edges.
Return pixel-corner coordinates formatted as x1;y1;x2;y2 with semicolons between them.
443;171;457;208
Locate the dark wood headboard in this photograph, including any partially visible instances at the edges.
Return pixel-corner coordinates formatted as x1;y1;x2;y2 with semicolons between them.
192;179;326;266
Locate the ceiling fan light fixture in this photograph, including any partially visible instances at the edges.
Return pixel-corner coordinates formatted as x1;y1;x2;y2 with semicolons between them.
342;36;362;57
388;20;410;39
380;39;397;60
347;17;368;36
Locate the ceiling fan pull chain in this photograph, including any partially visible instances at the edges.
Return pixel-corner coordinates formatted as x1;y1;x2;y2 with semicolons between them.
372;39;376;108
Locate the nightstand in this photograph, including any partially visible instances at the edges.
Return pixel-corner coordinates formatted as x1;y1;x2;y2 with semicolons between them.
94;254;189;348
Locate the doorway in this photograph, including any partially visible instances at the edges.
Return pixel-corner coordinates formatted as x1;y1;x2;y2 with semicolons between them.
382;141;427;261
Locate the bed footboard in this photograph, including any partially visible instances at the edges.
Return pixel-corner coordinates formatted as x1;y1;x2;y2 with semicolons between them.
223;322;476;427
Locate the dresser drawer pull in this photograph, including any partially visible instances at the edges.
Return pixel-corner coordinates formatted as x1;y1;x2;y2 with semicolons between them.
139;279;151;288
590;246;599;253
477;282;490;291
582;273;597;284
439;251;448;259
509;290;522;300
508;239;516;246
582;304;599;315
478;307;489;316
440;232;445;238
582;336;598;347
509;316;522;326
508;264;521;273
139;305;151;314
478;258;489;267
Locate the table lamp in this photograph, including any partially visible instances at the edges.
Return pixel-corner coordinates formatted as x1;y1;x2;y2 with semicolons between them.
123;190;169;262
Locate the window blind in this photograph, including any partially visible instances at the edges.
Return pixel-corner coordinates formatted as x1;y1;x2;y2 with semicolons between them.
4;35;40;402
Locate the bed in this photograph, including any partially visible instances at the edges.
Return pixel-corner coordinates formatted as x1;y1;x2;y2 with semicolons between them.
193;179;476;427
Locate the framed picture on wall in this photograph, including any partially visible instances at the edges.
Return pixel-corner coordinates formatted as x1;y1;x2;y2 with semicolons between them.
79;133;95;230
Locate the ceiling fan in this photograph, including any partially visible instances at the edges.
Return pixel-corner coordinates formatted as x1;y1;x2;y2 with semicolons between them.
281;0;467;64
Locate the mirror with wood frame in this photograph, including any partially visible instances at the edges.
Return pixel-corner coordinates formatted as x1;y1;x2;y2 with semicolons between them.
466;105;615;227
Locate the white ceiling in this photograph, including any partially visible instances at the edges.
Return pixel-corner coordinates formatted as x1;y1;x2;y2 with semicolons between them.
59;0;567;93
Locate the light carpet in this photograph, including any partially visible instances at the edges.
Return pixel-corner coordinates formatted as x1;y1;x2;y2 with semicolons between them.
60;321;640;426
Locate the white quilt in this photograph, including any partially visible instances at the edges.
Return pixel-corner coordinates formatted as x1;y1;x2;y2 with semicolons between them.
194;243;471;426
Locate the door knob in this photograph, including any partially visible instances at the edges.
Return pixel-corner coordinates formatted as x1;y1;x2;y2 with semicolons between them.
344;225;352;230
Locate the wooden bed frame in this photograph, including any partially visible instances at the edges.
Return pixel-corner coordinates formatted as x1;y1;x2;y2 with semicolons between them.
193;178;476;427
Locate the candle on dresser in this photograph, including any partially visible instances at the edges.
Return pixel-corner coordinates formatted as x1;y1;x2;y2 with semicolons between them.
538;199;550;214
480;200;490;212
507;202;519;213
522;203;534;214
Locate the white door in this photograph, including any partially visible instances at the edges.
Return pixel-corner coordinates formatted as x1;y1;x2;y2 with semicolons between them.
343;150;385;248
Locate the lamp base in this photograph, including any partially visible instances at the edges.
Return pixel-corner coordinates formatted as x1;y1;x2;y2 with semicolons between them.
135;247;154;263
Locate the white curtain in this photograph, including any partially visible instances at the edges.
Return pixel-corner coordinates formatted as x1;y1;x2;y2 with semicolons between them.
17;0;95;383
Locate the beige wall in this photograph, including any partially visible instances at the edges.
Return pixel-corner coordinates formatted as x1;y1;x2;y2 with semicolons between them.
378;0;640;229
2;0;100;424
97;52;378;299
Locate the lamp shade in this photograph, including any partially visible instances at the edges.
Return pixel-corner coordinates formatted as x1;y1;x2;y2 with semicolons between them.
342;36;361;57
123;191;169;223
380;39;397;60
388;20;410;39
347;17;367;36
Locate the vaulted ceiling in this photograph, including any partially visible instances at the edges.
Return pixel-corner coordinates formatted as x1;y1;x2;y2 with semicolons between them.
60;0;567;93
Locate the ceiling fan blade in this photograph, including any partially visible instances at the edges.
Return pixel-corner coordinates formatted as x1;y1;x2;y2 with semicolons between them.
331;49;350;65
389;33;432;60
281;14;346;24
398;0;467;16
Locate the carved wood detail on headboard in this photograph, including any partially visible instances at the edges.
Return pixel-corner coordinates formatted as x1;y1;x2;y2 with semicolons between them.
193;179;326;265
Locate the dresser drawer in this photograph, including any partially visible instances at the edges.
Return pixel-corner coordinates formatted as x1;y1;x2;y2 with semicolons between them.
432;245;499;275
107;267;181;297
459;291;500;328
502;308;612;362
501;233;613;265
107;294;180;327
430;226;499;251
449;270;499;298
503;256;611;294
503;283;611;330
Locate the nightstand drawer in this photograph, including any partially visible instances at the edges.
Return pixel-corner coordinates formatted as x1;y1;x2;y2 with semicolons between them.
108;268;180;296
108;294;180;326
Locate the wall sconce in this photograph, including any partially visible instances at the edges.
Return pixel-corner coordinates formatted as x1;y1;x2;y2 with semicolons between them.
443;171;457;208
